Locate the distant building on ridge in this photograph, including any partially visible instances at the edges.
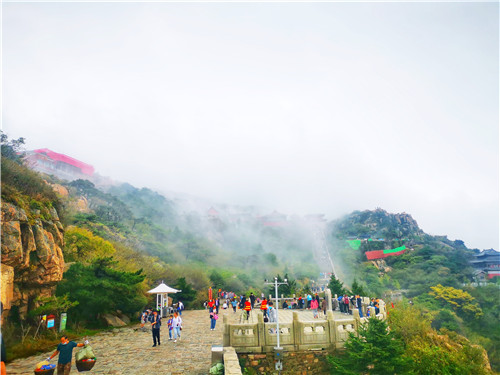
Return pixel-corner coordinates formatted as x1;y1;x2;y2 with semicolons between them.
24;148;94;181
470;249;500;281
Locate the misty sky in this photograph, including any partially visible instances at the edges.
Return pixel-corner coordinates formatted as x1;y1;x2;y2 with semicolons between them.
3;1;499;250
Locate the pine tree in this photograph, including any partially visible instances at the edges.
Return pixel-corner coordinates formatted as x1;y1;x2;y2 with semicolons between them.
328;317;411;374
328;275;345;296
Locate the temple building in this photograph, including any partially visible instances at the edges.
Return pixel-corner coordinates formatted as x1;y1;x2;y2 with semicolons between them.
470;249;500;280
24;148;94;181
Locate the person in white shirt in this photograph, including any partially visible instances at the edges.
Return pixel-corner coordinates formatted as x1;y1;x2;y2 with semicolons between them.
172;312;182;342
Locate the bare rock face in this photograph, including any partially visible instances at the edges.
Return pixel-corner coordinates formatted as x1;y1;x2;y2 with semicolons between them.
101;313;127;327
1;202;65;318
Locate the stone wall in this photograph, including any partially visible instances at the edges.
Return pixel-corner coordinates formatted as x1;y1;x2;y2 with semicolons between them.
223;301;386;353
239;350;331;375
1;202;65;318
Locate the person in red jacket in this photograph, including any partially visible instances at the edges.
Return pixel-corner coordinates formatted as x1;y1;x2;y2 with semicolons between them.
260;298;268;318
244;299;252;320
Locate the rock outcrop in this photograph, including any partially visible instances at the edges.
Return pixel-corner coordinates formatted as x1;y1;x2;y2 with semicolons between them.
1;202;65;318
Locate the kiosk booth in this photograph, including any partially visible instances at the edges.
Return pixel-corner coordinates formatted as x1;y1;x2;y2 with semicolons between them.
147;282;181;317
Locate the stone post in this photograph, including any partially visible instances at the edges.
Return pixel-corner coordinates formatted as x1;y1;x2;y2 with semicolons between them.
368;306;376;318
326;288;332;311
326;310;336;349
352;308;360;333
293;311;301;351
223;314;230;347
257;311;265;351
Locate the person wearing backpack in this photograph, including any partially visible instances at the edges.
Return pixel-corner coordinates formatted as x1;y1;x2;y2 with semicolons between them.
150;310;161;347
343;295;350;315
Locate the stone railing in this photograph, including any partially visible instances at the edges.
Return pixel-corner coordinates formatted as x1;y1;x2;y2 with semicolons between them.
223;296;386;353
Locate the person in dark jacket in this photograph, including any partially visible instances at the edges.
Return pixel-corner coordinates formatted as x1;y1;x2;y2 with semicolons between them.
249;293;256;309
150;310;161;347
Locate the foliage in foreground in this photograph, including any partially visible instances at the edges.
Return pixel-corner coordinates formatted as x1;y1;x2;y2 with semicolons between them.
56;257;147;325
328;304;493;375
328;317;409;374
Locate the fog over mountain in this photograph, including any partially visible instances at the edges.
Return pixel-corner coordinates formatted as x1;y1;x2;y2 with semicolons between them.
3;1;498;250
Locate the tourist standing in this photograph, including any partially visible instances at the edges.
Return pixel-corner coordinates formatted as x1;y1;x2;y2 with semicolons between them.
311;297;319;318
47;335;88;375
321;298;327;316
150;310;161;347
210;310;218;330
167;315;174;340
231;298;238;313
177;301;184;315
172;312;182;342
215;298;220;314
356;295;364;317
307;294;312;309
268;302;277;323
140;310;148;332
250;293;256;309
343;295;350;315
244;299;252;320
260;298;268;318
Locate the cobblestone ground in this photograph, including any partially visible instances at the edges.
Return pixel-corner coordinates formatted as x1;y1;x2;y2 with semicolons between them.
7;309;237;375
6;308;350;375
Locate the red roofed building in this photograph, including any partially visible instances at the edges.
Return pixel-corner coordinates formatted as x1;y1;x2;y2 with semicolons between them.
25;148;94;180
259;211;288;227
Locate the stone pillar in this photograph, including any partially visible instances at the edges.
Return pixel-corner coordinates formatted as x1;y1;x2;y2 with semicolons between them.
223;314;230;347
292;311;301;351
326;288;332;311
256;312;265;351
352;308;360;333
326;310;336;349
368;306;376;318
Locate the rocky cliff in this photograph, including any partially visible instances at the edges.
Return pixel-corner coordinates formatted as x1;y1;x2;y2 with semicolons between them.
1;202;65;318
332;208;424;239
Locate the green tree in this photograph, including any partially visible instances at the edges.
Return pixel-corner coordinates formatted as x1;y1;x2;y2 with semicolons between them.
351;279;366;296
174;277;197;305
328;317;411;374
209;270;225;290
56;257;147;325
328;275;345;296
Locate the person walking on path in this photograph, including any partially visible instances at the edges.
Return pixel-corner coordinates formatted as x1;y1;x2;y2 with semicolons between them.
150;310;161;347
47;335;88;375
249;293;256;309
244;299;252;320
356;295;363;317
167;315;174;340
321;298;327;316
177;301;184;316
140;310;148;332
231;298;238;313
172;312;182;342
260;298;268;318
268;302;277;323
210;310;218;330
311;297;319;318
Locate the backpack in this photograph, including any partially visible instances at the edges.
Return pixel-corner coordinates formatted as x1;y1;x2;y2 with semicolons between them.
344;296;349;305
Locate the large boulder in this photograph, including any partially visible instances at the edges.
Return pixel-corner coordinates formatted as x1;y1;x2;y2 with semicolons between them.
102;314;127;327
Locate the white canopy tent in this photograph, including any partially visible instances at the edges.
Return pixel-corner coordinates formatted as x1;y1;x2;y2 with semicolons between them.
147;281;181;317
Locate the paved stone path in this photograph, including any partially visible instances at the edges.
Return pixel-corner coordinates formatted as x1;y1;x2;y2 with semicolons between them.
7;309;237;375
7;308;350;375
